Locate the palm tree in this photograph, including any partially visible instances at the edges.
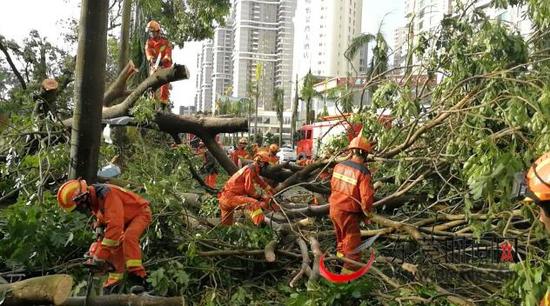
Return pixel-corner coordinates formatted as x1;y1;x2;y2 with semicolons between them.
301;70;316;124
344;33;375;75
273;87;284;147
253;62;263;140
345;31;389;111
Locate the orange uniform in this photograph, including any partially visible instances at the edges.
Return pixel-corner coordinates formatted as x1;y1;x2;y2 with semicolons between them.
199;148;218;188
231;148;248;168
541;290;550;306
90;184;152;287
218;164;271;225
268;153;279;165
145;36;172;102
329;160;374;271
297;158;314;167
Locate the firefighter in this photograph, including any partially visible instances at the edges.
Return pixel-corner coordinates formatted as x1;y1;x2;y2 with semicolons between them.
329;135;374;274
144;20;172;110
521;153;550;305
268;144;280;165
231;138;248;168
198;141;218;188
57;179;152;293
246;143;259;160
218;151;276;226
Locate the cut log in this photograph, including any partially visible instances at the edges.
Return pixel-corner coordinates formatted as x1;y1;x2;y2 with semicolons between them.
264;240;277;262
60;295;186;306
0;274;73;306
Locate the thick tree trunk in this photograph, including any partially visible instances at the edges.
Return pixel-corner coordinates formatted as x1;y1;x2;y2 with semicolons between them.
63;65;246;175
68;0;108;182
117;0;132;74
60;295;185;306
0;274;73;306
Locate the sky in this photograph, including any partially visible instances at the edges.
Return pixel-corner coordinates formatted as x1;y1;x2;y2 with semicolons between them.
0;0;404;109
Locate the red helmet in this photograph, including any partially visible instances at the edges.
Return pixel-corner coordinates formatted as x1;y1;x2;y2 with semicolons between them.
269;144;279;154
57;179;88;212
348;135;373;153
526;152;550;202
146;20;161;32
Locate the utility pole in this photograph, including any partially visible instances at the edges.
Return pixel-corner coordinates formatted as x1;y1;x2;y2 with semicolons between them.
291;76;299;149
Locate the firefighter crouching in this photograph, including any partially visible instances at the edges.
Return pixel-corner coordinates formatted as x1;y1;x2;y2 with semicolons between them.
57;179;152;293
218;151;277;226
329;135;375;274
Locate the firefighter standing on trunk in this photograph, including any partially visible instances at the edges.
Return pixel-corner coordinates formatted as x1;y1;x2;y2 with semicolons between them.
218;151;276;225
144;20;172;110
57;179;152;293
519;153;550;305
329;135;374;274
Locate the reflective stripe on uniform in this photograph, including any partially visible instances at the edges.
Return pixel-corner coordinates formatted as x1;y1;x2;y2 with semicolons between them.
107;272;123;281
101;238;120;247
249;208;263;218
336;252;344;258
126;259;142;268
333;172;357;185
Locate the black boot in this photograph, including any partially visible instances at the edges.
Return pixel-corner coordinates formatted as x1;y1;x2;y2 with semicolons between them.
126;273;151;295
103;282;123;295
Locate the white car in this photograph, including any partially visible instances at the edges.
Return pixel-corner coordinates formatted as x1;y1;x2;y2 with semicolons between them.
277;146;297;162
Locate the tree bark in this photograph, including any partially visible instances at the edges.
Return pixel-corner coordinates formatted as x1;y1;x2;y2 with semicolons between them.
117;0;132;74
0;274;73;306
63;65;246;175
104;61;138;107
68;0;108;182
60;295;185;306
0;37;26;90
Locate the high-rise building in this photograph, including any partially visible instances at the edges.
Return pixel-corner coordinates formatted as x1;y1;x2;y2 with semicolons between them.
392;26;408;74
358;43;369;74
292;0;363;80
231;0;278;111
211;19;234;114
194;40;214;113
275;0;297;109
395;0;530;73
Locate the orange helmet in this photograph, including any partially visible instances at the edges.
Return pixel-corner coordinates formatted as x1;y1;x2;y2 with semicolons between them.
348;135;373;153
57;179;88;212
269;144;279;154
254;151;271;163
526;153;550;202
146;20;161;32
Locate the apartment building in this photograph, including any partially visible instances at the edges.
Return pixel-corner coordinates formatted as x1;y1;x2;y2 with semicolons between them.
231;0;278;112
292;0;363;80
395;0;530;72
211;19;234;114
194;40;214;113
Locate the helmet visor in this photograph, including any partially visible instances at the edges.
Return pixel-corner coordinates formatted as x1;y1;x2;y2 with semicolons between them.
511;171;528;201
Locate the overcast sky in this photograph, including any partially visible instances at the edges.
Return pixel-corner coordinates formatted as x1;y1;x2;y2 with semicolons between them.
0;0;403;109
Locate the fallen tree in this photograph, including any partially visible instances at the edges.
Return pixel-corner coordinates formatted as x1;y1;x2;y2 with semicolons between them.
0;274;73;306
